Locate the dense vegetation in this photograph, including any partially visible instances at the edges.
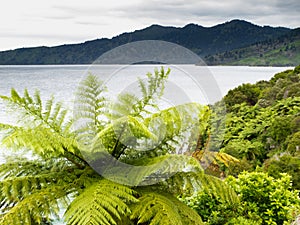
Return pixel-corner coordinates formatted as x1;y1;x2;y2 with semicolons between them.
0;20;290;65
181;172;300;224
0;65;299;224
179;65;300;224
221;65;300;179
205;28;300;66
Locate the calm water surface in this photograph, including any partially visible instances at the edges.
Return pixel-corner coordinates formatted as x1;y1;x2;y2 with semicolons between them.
0;65;291;116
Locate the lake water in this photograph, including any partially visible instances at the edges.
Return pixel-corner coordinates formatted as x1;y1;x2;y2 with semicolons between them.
0;65;292;120
0;64;292;224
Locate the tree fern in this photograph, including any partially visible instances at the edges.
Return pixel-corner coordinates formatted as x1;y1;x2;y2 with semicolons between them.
0;67;239;225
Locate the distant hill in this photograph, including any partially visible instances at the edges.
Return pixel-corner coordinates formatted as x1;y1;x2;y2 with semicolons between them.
205;28;300;66
0;20;290;65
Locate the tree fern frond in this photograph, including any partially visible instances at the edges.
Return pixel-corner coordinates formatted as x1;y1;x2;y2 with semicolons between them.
111;93;141;119
44;97;54;122
1;125;77;158
130;191;204;225
33;89;42;111
0;170;79;204
138;103;204;156
167;192;205;225
162;171;239;205
0;158;76;179
64;179;137;225
198;173;240;205
110;67;170;119
192;150;239;168
215;151;239;167
86;115;157;158
129;154;202;185
1;88;72;134
74;73;108;132
87;153;203;187
0;185;70;225
161;171;204;195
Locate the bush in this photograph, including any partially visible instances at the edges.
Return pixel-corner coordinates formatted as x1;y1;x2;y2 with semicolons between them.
179;191;239;225
264;154;300;190
226;172;300;225
224;83;261;111
225;216;261;225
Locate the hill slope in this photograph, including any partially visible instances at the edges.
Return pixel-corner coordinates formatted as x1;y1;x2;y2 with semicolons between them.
0;20;290;65
205;28;300;66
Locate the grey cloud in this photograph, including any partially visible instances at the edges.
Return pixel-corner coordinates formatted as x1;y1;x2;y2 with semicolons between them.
112;0;300;27
49;0;299;29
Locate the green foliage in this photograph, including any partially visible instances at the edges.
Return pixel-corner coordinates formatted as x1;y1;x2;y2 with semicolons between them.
178;174;240;224
179;190;239;225
224;83;261;111
286;131;300;154
264;154;300;190
226;172;300;225
225;217;261;225
223;65;300;113
220;97;300;167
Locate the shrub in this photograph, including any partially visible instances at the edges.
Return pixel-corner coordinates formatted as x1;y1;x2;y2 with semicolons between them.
179;191;239;225
225;216;261;225
226;172;300;225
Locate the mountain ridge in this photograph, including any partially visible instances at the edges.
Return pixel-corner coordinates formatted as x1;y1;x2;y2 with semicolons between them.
0;19;292;65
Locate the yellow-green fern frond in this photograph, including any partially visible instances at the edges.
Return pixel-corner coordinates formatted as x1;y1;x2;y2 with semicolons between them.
141;103;203;156
0;185;70;225
130;191;204;225
1;125;77;157
64;179;137;225
198;173;240;205
110;67;170;119
120;154;202;186
162;171;204;195
0;89;82;164
193;150;239;167
84;115;158;161
164;172;239;205
74;74;109;135
1;89;71;133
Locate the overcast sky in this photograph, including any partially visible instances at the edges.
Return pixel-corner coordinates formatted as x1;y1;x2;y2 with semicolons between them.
0;0;299;51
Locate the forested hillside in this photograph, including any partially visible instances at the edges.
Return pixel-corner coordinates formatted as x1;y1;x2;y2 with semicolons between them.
216;65;300;187
0;20;289;65
205;28;300;66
